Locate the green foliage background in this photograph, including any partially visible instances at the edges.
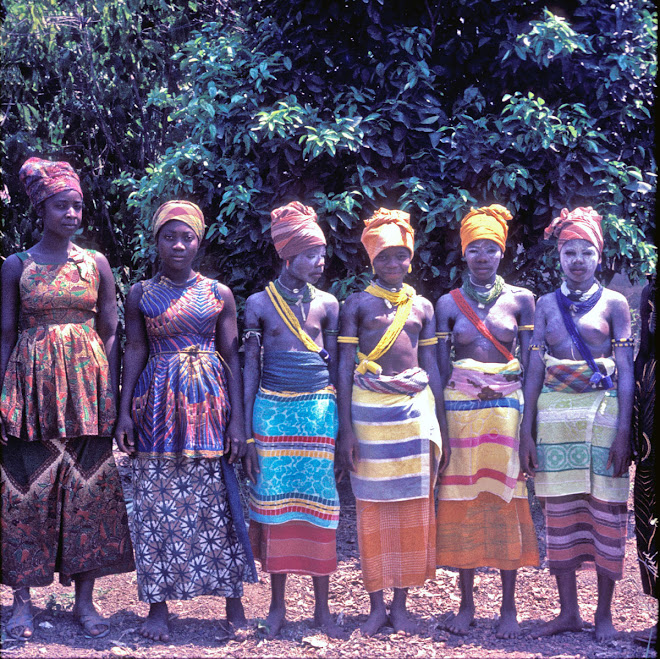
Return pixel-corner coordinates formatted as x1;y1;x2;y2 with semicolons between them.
1;0;656;311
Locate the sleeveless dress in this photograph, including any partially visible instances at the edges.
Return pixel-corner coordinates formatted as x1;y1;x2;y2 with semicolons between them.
130;273;256;603
0;246;134;587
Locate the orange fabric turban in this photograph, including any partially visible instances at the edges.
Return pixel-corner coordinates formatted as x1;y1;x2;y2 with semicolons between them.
152;200;205;241
361;208;415;264
544;207;604;253
270;201;326;260
459;204;512;254
19;157;82;207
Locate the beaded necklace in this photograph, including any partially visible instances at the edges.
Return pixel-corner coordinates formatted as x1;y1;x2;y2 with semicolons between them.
273;278;316;321
462;274;505;309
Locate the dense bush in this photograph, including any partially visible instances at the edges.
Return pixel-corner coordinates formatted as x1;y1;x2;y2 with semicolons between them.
1;0;656;309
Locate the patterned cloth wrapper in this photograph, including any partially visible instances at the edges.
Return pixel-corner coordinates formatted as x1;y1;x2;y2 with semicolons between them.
132;274;229;457
270;201;326;260
356;491;436;592
542;493;627;581
132;455;256;603
544;206;604;253
361;208;415;264
459;204;511;254
19;157;82;207
350;367;442;502
152;200;205;241
535;356;629;503
436;493;539;570
543;354;616;393
1;435;134;588
0;246;115;441
437;359;527;503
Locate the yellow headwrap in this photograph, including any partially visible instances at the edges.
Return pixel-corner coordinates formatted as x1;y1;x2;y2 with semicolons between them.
459;204;512;254
152;200;205;241
361;208;415;264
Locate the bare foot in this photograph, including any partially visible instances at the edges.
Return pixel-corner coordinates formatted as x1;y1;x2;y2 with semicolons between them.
495;609;521;639
530;613;583;638
264;606;286;639
314;611;347;639
445;608;475;636
360;608;389;636
390;608;418;635
139;602;171;642
594;615;618;642
226;598;247;627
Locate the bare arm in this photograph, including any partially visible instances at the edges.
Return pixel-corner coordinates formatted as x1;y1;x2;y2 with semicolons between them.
336;295;359;477
517;290;535;373
114;282;149;455
419;299;450;473
323;296;340;386
519;296;549;476
95;253;120;398
0;256;22;443
216;284;247;464
607;294;633;477
241;295;262;483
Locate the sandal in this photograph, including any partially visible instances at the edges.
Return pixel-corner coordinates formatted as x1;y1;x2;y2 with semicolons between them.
75;611;110;639
6;610;34;641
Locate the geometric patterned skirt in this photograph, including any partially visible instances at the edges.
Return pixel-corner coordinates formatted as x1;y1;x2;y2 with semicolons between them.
541;493;628;581
249;520;337;576
1;435;135;588
356;494;436;593
436;492;539;570
132;456;250;603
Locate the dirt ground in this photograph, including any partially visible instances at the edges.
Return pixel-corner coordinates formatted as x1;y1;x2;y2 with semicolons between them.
1;275;655;659
1;457;657;659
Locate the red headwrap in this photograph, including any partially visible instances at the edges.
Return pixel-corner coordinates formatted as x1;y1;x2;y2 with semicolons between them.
19;157;82;207
270;201;326;260
361;208;415;264
544;207;604;253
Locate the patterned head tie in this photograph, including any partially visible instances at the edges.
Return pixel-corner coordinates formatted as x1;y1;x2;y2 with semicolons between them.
270;201;326;261
459;204;512;254
19;157;83;207
544;206;604;253
152;200;205;241
361;208;415;264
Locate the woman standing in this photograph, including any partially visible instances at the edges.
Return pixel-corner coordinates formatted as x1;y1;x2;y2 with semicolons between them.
114;200;256;642
435;204;539;638
1;157;134;640
520;207;633;642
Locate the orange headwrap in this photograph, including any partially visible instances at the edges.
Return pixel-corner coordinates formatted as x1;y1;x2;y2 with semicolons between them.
19;157;82;207
459;204;512;254
544;207;604;253
152;200;205;241
361;208;415;264
270;201;326;260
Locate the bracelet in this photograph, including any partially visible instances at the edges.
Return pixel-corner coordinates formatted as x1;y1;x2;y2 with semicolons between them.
529;343;545;351
611;337;635;348
323;328;340;335
246;438;255;445
419;337;438;346
337;336;359;344
518;325;534;331
435;331;452;340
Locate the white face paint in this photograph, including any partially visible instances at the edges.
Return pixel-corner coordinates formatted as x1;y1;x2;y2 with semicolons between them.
559;238;601;289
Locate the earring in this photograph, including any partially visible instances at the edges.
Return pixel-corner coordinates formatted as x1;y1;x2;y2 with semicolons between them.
408;265;412;273
286;260;290;268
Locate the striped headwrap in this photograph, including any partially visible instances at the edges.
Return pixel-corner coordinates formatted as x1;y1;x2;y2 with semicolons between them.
152;200;205;241
270;201;326;260
544;207;604;253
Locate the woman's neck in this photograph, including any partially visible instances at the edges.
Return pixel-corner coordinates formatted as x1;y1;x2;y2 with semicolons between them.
161;267;196;285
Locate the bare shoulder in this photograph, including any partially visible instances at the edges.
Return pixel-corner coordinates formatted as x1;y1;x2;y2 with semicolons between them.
535;292;555;313
1;253;23;281
245;289;269;311
315;288;339;310
505;283;534;300
214;280;236;302
602;287;630;312
126;281;145;307
415;294;434;315
342;291;367;313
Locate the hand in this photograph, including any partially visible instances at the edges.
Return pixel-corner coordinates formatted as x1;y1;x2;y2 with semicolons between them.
0;419;8;446
225;420;247;464
437;436;451;475
242;443;260;485
518;431;538;477
336;428;358;482
606;430;632;478
114;413;137;455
